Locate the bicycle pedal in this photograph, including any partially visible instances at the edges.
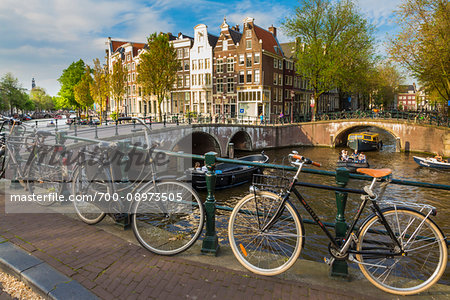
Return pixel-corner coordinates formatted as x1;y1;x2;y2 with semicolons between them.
323;257;335;266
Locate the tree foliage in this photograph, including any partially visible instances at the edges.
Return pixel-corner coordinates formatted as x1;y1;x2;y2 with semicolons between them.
30;86;54;111
137;32;179;120
90;58;109;120
0;73;28;114
57;59;86;109
74;67;94;111
283;0;376;118
388;0;450;112
371;61;404;108
110;60;127;115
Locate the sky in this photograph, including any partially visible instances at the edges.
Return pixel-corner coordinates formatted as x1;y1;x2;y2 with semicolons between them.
0;0;403;96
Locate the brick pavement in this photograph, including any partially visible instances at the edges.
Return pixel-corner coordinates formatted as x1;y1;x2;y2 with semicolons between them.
0;196;378;300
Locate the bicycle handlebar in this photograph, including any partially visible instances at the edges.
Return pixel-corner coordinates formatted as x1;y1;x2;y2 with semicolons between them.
290;154;321;167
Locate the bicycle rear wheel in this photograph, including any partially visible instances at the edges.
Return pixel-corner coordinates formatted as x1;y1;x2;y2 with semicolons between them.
228;191;303;276
357;208;447;295
71;164;108;224
132;181;204;255
26;149;65;206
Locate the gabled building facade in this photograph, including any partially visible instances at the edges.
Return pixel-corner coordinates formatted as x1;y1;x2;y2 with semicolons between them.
171;33;193;115
212;18;242;118
190;24;218;115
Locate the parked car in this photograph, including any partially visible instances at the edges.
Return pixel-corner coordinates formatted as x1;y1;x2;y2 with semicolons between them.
89;118;101;125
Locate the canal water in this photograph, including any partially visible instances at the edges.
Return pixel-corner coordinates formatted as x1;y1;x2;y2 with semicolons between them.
202;127;450;282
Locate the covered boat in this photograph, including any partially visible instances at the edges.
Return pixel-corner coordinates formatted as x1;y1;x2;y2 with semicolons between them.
347;132;382;152
187;153;269;190
413;156;450;170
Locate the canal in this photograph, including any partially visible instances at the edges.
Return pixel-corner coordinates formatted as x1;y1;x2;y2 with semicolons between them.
203;128;450;282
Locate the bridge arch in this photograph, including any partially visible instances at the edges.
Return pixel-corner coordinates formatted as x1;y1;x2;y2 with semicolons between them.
333;124;400;148
171;130;222;155
228;131;253;153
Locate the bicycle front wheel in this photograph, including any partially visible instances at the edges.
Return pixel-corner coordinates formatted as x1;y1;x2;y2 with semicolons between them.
132;181;204;255
228;191;303;276
357;208;447;295
71;164;108;224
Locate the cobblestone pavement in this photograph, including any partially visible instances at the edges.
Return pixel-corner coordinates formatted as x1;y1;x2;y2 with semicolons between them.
0;196;378;300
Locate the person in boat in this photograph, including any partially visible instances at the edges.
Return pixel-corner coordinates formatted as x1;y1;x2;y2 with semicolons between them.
358;152;367;163
351;150;359;162
340;150;348;161
194;162;202;171
434;154;443;162
201;164;208;172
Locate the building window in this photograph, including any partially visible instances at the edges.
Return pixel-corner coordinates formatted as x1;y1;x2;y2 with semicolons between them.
185;75;190;87
139;87;142;96
177;75;183;87
199;59;204;69
247;70;252;83
132;73;135;81
246;54;252;67
205;58;210;69
198;46;203;53
227;58;234;72
239;54;245;65
184;48;189;58
217;78;224;93
285;75;288;85
254;53;260;64
206;74;211;85
227;78;234;93
184;61;189;71
132;85;136;95
279;74;282;86
177;49;183;59
246;40;252;49
279;89;282;100
192;74;196;86
223;40;228;51
246;30;251;38
279;59;282;69
254;70;260;83
239;71;245;83
217;59;224;73
132;62;135;70
274;73;277;85
192;60;197;70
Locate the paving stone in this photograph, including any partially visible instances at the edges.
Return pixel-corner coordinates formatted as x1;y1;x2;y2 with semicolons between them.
0;242;43;277
49;280;98;300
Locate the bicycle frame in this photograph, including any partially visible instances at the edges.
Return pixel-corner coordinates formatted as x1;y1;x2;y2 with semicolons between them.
259;163;405;258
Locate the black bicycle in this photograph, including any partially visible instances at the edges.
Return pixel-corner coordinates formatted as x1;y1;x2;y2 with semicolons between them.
228;151;447;295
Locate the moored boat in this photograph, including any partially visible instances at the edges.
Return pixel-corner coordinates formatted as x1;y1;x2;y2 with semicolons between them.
337;159;369;173
413;156;450;170
347;132;382;152
186;153;269;190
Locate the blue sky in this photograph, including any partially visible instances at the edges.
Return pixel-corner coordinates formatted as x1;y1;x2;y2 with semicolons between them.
0;0;402;96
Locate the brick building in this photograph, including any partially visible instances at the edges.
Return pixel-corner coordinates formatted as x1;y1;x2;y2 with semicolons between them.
397;84;417;111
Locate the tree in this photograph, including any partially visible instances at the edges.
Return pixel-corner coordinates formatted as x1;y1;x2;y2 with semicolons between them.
0;73;28;114
371;62;404;109
57;59;86;110
74;67;94;113
283;0;376;120
388;0;450;114
137;32;179;121
30;86;53;111
90;58;109;121
110;60;127;116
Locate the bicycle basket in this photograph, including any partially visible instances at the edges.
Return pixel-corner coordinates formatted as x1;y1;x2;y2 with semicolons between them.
252;174;290;195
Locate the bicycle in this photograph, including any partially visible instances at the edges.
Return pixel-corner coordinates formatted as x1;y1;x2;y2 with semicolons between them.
71;117;205;256
0;118;70;205
228;152;447;295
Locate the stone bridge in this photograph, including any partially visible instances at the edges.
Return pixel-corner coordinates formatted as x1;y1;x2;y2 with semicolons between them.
146;120;449;157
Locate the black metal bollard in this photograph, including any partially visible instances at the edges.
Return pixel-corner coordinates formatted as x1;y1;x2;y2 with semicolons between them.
115;120;118;136
95;124;98;139
163;114;166;127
